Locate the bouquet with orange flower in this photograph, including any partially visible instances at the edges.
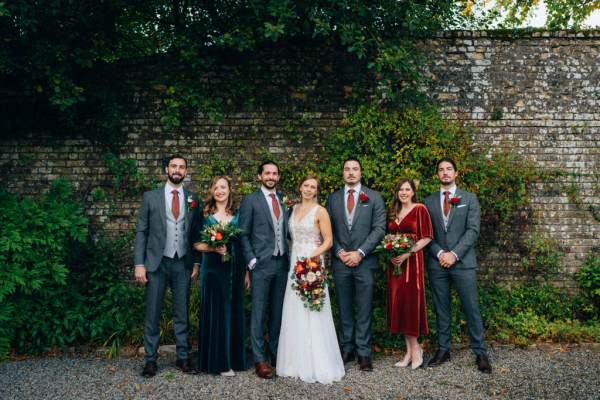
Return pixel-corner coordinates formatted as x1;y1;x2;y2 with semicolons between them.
199;222;243;262
375;233;416;275
291;256;329;312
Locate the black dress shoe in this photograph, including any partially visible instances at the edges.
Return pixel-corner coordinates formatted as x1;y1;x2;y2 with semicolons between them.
476;354;492;374
341;351;355;364
142;361;157;378
271;355;277;369
175;358;191;373
358;356;373;371
427;349;451;368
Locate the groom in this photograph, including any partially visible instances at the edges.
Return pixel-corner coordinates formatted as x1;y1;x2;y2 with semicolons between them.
239;160;289;379
133;154;202;377
327;157;386;371
423;157;492;373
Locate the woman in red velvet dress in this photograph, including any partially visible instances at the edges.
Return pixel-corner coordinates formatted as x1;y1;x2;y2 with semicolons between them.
387;179;433;369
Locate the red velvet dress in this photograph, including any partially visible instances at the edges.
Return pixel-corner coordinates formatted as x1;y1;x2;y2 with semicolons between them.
387;204;433;337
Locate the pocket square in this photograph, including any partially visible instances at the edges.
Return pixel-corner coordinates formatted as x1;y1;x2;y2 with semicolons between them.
456;204;467;208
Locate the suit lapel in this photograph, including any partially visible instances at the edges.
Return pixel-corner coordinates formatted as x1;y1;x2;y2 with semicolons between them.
336;189;351;233
183;188;191;234
350;188;365;229
258;190;275;231
431;191;446;232
446;188;462;229
158;188;167;233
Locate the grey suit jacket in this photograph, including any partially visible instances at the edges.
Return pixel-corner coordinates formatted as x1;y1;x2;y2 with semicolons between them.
134;187;202;272
424;188;480;270
326;186;386;269
239;189;289;266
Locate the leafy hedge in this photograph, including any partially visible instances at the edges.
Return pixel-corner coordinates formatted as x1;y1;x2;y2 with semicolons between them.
0;181;143;359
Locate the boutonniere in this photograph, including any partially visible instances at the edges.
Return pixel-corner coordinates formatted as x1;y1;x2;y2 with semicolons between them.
282;195;297;208
187;195;198;212
449;195;461;207
359;191;369;203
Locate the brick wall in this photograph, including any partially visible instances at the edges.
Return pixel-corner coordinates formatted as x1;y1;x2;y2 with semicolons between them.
1;31;598;288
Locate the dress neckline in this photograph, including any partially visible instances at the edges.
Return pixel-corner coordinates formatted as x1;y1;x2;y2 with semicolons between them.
209;213;235;225
395;204;419;226
292;204;319;224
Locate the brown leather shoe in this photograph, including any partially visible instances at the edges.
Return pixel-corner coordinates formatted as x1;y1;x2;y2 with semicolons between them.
255;361;274;379
141;361;157;378
341;351;355;364
175;358;191;373
476;354;492;374
358;356;373;371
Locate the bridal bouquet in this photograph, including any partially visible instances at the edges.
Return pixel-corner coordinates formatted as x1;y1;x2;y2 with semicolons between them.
199;222;243;262
375;233;416;275
291;257;329;312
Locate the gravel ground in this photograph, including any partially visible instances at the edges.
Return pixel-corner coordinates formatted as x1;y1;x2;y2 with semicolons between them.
1;345;599;400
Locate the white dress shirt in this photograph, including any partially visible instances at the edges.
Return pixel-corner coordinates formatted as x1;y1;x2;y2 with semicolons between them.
437;185;459;261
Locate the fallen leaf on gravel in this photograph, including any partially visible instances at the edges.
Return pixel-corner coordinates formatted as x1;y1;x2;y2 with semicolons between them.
395;396;406;400
500;367;509;373
133;384;141;392
343;387;353;393
107;365;117;373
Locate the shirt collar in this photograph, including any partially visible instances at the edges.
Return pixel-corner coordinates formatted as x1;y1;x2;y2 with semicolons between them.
440;185;457;197
261;185;277;197
165;182;183;195
345;183;361;195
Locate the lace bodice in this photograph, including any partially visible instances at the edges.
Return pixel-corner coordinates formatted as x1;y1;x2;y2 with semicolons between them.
289;205;321;247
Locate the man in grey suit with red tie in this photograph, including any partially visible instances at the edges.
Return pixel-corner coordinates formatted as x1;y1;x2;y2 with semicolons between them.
326;158;386;371
134;155;202;377
423;157;492;373
239;160;289;379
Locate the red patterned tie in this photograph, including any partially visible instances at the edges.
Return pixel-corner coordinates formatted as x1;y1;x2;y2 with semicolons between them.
443;191;450;217
269;193;281;220
347;189;355;214
172;190;180;220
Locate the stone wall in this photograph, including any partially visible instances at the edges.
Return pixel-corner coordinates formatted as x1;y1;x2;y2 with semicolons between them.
1;31;598;288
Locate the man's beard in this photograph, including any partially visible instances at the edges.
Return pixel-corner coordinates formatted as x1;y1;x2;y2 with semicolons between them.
262;179;277;189
168;173;184;185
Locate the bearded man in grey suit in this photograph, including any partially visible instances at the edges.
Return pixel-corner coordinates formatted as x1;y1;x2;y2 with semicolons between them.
134;155;202;378
423;157;492;374
326;158;386;371
239;160;289;379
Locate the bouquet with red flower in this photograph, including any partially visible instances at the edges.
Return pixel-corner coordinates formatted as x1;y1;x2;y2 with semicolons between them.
375;233;416;275
199;222;243;262
291;256;329;312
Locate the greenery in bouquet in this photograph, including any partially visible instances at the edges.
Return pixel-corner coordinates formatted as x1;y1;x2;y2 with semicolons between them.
199;222;243;262
375;233;415;275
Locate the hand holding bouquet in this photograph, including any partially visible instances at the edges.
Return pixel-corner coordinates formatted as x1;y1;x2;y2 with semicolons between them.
375;233;416;275
199;222;243;262
291;256;329;312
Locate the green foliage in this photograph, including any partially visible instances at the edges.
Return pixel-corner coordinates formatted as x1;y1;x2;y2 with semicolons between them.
1;1;478;140
0;183;144;359
103;152;156;196
0;179;88;358
520;233;563;281
492;0;600;29
575;252;600;318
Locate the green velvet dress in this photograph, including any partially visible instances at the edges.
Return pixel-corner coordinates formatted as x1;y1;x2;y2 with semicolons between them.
197;213;247;373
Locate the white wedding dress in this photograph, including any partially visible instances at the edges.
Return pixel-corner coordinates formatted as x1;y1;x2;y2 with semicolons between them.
276;205;345;384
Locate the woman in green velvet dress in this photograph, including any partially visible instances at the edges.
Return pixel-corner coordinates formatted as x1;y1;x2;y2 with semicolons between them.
194;176;249;376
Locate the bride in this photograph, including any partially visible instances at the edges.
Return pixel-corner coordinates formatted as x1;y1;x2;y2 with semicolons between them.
276;175;345;384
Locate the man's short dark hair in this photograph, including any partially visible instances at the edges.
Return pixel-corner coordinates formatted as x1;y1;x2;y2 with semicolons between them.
258;160;280;175
342;157;362;170
436;157;457;171
164;154;188;168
